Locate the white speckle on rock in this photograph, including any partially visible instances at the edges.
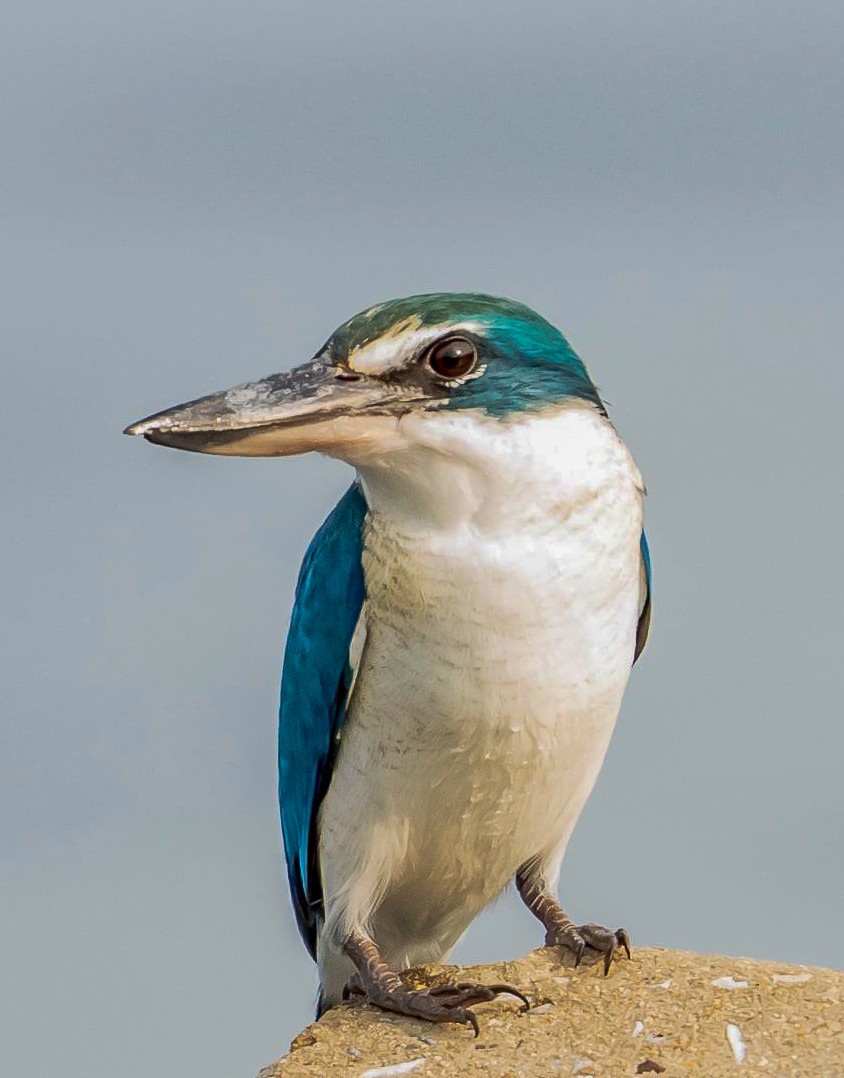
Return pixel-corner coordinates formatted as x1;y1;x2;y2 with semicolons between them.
650;978;672;989
487;1018;503;1027
632;1020;645;1037
772;972;812;985
712;976;749;989
553;976;571;985
361;1060;426;1078
726;1022;746;1064
530;1003;554;1015
645;1033;665;1044
571;1057;595;1075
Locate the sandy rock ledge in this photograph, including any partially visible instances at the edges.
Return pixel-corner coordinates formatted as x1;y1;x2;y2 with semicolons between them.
259;947;843;1076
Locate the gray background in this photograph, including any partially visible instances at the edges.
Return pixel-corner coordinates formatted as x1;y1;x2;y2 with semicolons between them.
2;1;843;1075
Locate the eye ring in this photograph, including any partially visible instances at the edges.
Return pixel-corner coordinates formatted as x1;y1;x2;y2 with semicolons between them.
425;336;478;380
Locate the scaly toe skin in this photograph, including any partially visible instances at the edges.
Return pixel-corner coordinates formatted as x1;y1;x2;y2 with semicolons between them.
345;979;529;1036
552;923;631;974
550;924;587;966
429;981;531;1012
382;988;482;1035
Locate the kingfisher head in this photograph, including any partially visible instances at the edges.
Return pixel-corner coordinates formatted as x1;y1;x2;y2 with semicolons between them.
125;293;604;463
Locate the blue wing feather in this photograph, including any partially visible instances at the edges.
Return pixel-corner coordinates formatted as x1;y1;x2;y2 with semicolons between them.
634;530;652;663
278;483;367;957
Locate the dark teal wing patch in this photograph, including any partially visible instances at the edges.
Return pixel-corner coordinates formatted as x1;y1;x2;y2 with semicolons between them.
634;530;652;663
278;484;367;957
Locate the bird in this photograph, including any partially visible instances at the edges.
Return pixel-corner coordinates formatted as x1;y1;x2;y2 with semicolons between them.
125;292;651;1034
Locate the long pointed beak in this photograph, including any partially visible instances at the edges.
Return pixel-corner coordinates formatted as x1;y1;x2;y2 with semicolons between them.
124;358;412;457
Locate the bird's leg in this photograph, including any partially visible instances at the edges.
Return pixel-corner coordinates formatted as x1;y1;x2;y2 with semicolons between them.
515;862;631;976
341;929;529;1036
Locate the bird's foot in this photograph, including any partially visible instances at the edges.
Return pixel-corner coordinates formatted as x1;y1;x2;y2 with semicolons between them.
344;975;529;1036
342;929;530;1035
514;863;632;976
549;922;631;975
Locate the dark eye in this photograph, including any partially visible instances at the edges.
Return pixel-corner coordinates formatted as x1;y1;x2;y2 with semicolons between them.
426;336;477;379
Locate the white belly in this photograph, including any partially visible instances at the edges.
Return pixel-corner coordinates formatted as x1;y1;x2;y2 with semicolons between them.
316;403;645;994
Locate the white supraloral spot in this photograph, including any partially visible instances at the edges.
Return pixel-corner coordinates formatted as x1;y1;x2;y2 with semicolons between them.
346;316;423;375
347;318;485;376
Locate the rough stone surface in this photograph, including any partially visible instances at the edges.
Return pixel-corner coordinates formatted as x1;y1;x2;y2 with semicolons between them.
259;948;844;1076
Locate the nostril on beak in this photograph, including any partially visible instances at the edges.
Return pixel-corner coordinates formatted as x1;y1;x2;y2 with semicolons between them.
334;372;362;382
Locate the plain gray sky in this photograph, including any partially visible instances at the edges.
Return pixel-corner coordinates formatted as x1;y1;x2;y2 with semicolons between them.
2;1;843;1075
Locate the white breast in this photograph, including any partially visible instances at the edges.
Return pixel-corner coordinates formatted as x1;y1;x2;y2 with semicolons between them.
317;403;645;994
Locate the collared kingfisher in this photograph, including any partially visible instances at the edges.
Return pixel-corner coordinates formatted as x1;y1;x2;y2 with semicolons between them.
125;293;651;1033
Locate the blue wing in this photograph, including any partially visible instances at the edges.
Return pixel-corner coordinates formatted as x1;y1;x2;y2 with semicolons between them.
278;483;367;958
634;530;652;663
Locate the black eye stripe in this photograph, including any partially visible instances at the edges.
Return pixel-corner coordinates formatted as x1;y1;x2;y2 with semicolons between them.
425;336;478;380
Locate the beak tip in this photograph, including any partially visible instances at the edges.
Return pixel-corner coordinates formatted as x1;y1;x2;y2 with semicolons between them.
124;420;152;437
124;415;171;438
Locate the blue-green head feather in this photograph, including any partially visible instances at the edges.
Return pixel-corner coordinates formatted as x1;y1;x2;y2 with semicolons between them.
330;292;605;418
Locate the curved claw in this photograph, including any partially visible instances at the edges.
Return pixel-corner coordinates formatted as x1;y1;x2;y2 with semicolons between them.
554;922;631;975
596;927;633;975
423;996;481;1035
429;980;530;1013
595;922;633;974
484;982;532;1012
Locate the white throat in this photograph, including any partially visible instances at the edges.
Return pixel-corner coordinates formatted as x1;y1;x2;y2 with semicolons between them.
354;402;643;536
